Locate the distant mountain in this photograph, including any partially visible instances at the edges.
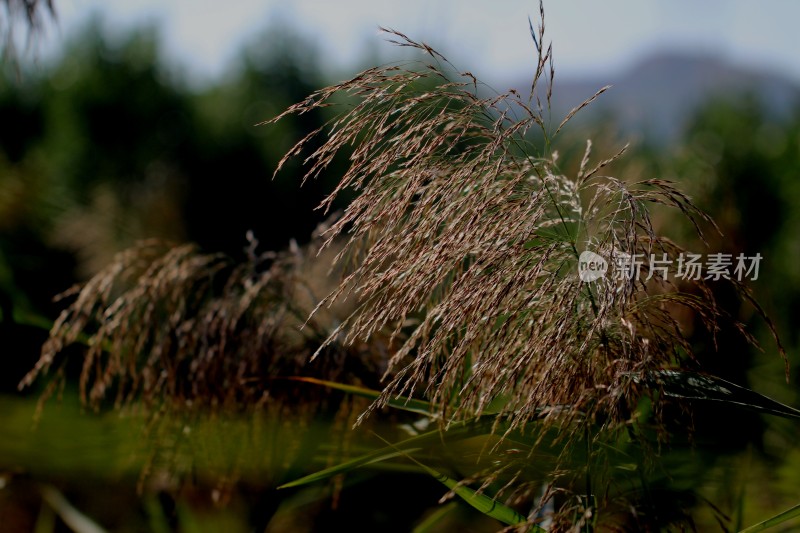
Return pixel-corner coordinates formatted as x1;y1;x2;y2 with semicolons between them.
507;52;800;144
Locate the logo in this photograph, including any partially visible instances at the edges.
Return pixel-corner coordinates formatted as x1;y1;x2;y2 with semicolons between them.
578;251;608;282
576;249;763;283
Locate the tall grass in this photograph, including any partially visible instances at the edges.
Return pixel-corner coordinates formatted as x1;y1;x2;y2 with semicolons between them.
19;2;791;530
20;234;389;419
262;4;787;528
267;6;748;443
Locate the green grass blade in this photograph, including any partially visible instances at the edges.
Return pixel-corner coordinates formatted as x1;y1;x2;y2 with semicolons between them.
143;496;173;533
635;370;800;419
33;503;56;533
739;502;800;533
412;502;459;533
286;377;433;416
40;485;108;533
279;449;421;489
371;433;539;530
417;462;534;528
278;418;494;489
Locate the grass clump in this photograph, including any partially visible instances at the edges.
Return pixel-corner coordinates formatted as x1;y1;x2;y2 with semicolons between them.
20;2;791;530
21;233;388;414
262;5;787;527
267;16;751;437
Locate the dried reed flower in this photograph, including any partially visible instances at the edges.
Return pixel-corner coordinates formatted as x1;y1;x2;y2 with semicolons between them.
17;231;396;501
21;233;386;412
20;3;786;527
263;8;791;526
266;8;781;443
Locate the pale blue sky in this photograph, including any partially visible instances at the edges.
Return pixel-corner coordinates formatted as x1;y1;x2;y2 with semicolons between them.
37;0;800;85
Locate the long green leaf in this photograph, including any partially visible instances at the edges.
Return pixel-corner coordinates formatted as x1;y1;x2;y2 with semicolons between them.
417;462;532;528
372;433;539;530
739;502;800;533
278;418;495;489
412;502;459;533
285;376;433;416
634;370;800;419
40;485;108;533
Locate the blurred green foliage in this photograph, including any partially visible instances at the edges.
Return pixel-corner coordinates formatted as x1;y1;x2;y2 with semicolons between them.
626;95;800;530
658;95;800;401
0;19;349;318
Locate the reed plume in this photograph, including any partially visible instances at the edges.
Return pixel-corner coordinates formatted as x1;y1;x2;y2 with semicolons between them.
266;22;746;440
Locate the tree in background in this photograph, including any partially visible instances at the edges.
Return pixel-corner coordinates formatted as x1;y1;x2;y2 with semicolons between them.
674;95;800;453
0;19;348;316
